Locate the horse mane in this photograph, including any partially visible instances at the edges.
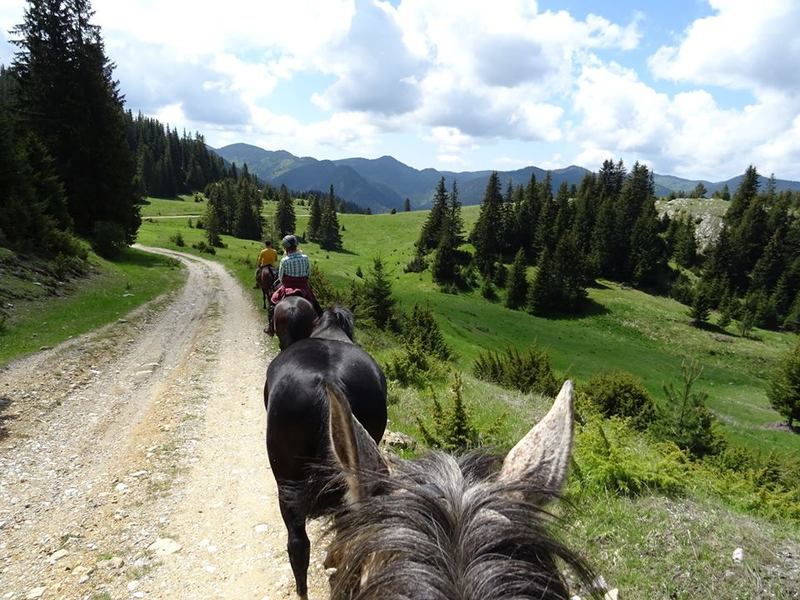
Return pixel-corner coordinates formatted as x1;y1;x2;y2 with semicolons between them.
326;451;597;600
313;305;355;341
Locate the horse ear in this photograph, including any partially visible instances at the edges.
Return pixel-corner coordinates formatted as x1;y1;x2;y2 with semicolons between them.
326;384;388;504
499;380;574;494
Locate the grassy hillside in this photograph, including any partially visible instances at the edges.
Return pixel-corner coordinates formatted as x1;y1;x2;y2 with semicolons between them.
135;196;800;597
138;200;798;454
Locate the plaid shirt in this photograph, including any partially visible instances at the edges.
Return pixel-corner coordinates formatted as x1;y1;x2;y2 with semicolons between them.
278;251;310;281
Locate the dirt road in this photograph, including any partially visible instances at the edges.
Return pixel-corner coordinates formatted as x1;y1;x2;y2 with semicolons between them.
0;247;328;600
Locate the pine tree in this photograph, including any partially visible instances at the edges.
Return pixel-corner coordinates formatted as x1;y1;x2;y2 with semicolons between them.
630;200;667;287
12;0;141;245
727;165;759;226
527;247;556;315
363;257;396;329
417;177;449;253
505;249;528;309
448;180;464;246
275;184;295;237
404;197;411;212
204;201;221;247
767;341;800;428
432;224;457;285
233;178;262;240
470;172;503;276
318;185;343;250
307;194;322;242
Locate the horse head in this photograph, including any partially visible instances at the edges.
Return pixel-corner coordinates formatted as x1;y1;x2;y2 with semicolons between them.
324;381;596;599
311;305;355;343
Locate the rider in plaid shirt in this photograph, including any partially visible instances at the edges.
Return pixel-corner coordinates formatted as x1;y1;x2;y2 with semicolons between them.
265;234;321;336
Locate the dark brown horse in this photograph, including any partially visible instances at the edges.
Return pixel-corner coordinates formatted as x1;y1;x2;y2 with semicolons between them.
257;266;277;309
323;380;598;600
273;295;317;351
264;306;387;598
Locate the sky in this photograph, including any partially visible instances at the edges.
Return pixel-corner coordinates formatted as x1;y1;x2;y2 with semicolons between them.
1;0;799;180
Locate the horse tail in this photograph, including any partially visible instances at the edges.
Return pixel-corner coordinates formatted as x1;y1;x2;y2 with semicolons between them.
329;304;355;341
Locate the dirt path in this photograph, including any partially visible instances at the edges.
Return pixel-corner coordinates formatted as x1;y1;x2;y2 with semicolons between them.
0;247;328;600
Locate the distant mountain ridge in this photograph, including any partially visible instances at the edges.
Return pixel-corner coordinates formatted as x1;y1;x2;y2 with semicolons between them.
214;143;800;213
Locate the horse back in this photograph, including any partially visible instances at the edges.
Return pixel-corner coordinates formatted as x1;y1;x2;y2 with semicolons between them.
265;339;387;483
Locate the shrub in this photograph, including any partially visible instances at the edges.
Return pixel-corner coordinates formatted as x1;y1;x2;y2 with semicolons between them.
403;254;427;273
169;232;185;247
480;278;497;301
192;241;216;255
571;418;686;497
401;304;452;361
416;371;503;453
582;371;656;430
767;340;800;428
309;264;341;310
473;344;558;397
689;285;711;327
650;359;726;458
91;221;127;259
384;339;436;388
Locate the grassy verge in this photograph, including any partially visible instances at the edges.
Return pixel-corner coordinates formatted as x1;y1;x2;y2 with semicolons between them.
0;246;185;366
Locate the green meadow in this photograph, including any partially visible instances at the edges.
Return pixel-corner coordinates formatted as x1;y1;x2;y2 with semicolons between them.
139;198;798;455
0;246;185;366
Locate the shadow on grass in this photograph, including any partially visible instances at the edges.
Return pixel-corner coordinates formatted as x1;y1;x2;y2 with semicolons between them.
543;297;610;320
0;395;16;440
114;247;177;268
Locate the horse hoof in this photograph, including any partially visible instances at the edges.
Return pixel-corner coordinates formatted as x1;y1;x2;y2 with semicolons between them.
264;327;275;336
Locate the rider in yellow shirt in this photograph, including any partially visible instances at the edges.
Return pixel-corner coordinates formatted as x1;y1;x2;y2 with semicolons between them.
255;240;278;288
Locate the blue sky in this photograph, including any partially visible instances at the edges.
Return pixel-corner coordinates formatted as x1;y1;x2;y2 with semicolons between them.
1;0;799;179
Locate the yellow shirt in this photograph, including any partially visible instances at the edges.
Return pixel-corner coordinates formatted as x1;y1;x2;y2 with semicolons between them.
258;247;278;267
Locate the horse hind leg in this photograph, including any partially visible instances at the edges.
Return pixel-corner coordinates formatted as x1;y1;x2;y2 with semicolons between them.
278;492;310;598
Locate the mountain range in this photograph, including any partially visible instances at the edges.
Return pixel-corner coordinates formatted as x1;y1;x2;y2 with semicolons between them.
214;143;800;214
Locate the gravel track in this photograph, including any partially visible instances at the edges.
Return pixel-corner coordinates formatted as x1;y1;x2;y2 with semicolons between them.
0;247;328;600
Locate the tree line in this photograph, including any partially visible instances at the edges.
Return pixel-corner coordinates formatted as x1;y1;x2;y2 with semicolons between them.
126;112;230;199
411;161;800;330
0;0;237;262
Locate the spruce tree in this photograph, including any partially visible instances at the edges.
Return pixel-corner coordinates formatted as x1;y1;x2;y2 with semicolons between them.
12;0;140;244
417;177;449;253
363;257;396;329
727;165;759;225
470;172;503;276
527;247;557;315
318;185;342;250
767;341;800;428
307;194;322;242
404;197;411;212
505;249;529;309
275;184;296;237
448;180;464;246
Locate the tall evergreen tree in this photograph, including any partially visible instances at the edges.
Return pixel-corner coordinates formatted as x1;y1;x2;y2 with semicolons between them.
505;249;528;309
363;257;395;329
275;184;296;237
307;194;322;242
726;165;759;227
318;185;342;250
404;197;411;212
11;0;141;246
417;177;449;253
470;172;504;276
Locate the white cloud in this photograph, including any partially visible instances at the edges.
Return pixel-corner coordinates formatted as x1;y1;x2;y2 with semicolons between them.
571;61;800;178
649;0;800;92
